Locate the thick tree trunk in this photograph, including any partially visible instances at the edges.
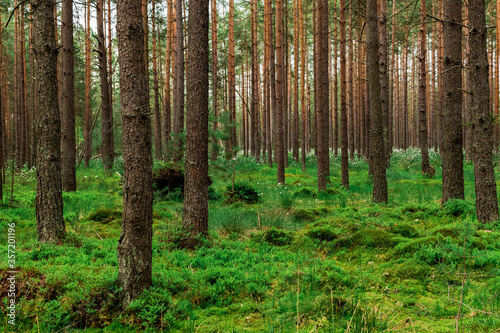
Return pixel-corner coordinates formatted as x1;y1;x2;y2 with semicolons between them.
33;0;65;243
183;0;209;237
173;0;185;164
333;0;339;157
265;0;273;166
227;0;235;158
469;0;499;223
441;0;464;203
348;4;354;159
317;0;329;191
292;0;299;163
61;0;76;191
300;0;306;171
116;0;153;307
378;0;390;164
367;0;387;203
340;0;349;188
98;0;114;170
251;0;260;161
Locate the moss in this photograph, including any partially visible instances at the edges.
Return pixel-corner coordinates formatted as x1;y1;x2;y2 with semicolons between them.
390;223;421;238
305;225;338;242
293;187;317;198
393;236;440;255
86;208;122;223
292;208;317;222
254;228;294;246
334;229;405;249
385;258;432;282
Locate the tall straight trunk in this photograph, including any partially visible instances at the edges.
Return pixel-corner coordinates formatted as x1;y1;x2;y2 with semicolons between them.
367;0;387;203
14;4;19;168
21;6;29;167
266;0;272;166
0;58;2;202
340;0;349;188
152;0;162;160
317;0;329;191
163;0;173;160
418;0;434;176
97;0;114;170
378;0;389;164
438;0;444;152
276;0;285;183
333;0;339;157
284;0;289;167
403;39;408;149
312;0;317;156
184;0;209;237
390;0;396;151
84;0;92;167
441;0;464;203
33;0;65;242
251;0;260;161
61;0;76;191
107;0;114;159
116;0;152;307
292;0;299;162
270;7;277;164
348;4;354;159
173;0;185;164
227;0;235;158
211;0;219;159
496;0;500;149
469;0;499;223
299;0;306;171
464;2;472;159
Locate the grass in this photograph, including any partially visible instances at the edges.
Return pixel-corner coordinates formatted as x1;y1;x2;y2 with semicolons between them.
0;149;499;332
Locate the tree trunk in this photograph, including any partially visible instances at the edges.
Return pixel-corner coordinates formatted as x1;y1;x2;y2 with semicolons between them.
333;0;339;157
265;0;273;166
251;0;260;161
276;0;285;184
173;0;185;164
152;0;162;160
441;0;464;203
97;0;114;170
116;0;153;307
163;0;173;161
300;0;306;171
469;0;499;223
61;0;76;191
367;0;387;203
227;0;235;159
340;0;349;188
418;0;434;176
317;0;329;191
84;0;92;167
33;0;66;243
378;0;390;164
292;0;299;162
348;4;355;159
183;0;209;237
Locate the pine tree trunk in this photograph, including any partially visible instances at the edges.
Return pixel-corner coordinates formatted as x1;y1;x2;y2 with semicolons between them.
227;0;235;159
265;0;273;166
441;0;464;203
333;0;339;157
418;0;434;176
84;0;92;167
276;0;285;183
340;0;349;188
163;0;173;161
116;0;153;307
251;0;260;161
348;4;354;159
469;0;499;223
33;0;66;243
378;0;390;164
300;0;306;171
317;0;329;191
367;0;387;203
152;0;162;160
183;0;209;237
173;0;185;164
97;0;114;170
292;0;299;162
61;0;76;191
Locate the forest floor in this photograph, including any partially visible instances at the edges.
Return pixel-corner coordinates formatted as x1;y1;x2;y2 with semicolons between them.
1;148;500;332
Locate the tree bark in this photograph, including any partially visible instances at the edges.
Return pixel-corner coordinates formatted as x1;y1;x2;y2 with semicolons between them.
251;0;260;161
163;0;173;161
378;0;390;164
469;0;499;223
84;0;92;167
183;0;209;237
61;0;76;191
116;0;153;307
173;0;185;164
97;0;114;170
340;0;349;189
152;0;162;160
33;0;65;243
418;0;435;176
367;0;387;203
441;0;464;203
292;0;299;163
317;0;329;191
276;0;285;184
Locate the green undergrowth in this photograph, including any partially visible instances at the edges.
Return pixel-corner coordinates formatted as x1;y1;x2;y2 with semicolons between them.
1;149;500;332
